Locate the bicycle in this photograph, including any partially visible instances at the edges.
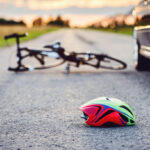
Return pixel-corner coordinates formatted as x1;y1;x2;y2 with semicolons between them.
4;33;127;73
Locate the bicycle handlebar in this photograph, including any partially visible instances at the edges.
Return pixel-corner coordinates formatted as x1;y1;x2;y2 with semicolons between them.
4;33;28;40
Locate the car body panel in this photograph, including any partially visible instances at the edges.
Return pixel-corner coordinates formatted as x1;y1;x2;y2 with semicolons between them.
133;0;150;63
134;26;150;59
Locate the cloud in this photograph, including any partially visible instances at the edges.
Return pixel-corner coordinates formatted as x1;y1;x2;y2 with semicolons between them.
14;0;25;7
0;0;141;10
0;5;133;16
0;0;137;27
27;0;141;10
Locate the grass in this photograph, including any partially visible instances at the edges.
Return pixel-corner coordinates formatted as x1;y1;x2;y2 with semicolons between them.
0;25;61;48
87;26;133;36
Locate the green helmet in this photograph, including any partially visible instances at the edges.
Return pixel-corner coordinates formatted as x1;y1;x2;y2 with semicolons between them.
80;97;135;127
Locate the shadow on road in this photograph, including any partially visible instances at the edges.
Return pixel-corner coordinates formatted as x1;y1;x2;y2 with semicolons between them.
7;69;150;79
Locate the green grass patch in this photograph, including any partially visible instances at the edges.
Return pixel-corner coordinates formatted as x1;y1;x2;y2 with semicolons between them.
0;26;61;48
87;26;133;36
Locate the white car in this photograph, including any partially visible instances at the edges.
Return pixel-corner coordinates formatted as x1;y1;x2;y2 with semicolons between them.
133;0;150;70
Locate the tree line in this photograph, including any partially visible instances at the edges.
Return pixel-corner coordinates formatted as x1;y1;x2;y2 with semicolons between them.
0;16;70;27
0;18;25;25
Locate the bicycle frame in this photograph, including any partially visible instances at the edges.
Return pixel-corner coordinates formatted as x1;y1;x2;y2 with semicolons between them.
4;33;127;72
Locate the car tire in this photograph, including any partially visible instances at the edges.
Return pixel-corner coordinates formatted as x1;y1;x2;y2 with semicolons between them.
134;40;150;71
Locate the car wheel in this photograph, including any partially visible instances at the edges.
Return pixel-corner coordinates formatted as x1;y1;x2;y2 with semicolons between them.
135;40;150;71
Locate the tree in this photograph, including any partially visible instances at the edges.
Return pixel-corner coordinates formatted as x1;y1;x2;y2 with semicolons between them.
47;16;70;27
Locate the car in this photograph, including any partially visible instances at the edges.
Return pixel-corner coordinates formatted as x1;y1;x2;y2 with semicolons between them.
133;0;150;71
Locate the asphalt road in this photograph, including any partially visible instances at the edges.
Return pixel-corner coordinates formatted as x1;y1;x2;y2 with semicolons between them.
0;29;150;150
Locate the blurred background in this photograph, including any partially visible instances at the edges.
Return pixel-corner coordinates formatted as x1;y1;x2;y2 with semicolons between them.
0;0;149;47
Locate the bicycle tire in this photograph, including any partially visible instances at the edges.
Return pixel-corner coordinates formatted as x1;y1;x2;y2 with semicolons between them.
8;67;28;72
74;53;126;70
9;50;65;72
99;55;127;70
34;60;65;70
8;59;65;72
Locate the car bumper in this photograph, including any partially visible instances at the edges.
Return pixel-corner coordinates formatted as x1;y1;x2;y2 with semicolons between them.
140;45;150;59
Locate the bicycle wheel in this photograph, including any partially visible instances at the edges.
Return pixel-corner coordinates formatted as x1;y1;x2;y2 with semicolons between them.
100;55;127;70
22;50;65;70
75;53;126;70
9;50;65;71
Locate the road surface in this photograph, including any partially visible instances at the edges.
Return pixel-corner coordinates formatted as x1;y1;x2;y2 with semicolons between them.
0;29;150;150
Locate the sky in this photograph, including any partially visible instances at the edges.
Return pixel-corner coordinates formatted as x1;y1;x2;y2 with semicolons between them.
0;0;141;26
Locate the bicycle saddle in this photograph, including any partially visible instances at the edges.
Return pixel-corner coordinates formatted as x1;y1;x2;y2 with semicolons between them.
44;42;61;49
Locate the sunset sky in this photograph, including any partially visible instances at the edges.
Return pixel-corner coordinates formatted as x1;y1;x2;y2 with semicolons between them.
0;0;141;26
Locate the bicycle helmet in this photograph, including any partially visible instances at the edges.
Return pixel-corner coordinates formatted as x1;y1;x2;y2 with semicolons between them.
80;97;135;127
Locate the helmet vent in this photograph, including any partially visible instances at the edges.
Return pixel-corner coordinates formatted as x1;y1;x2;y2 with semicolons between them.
81;113;89;120
130;120;134;123
120;105;133;115
95;110;114;123
119;113;128;122
95;106;102;115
